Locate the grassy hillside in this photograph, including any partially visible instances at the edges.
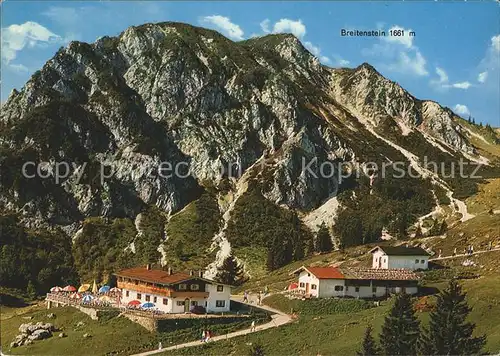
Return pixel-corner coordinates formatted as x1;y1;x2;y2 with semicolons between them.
163;273;500;356
0;305;263;355
163;192;221;270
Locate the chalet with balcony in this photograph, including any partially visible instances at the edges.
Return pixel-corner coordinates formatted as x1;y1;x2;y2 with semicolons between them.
114;266;231;313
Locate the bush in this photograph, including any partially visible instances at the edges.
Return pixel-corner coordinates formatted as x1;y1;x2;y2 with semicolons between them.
190;305;206;314
263;294;372;315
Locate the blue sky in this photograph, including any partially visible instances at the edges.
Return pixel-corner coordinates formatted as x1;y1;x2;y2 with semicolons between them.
2;1;499;126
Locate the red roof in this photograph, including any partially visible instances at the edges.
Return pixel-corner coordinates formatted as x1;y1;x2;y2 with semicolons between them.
306;267;344;279
115;268;194;285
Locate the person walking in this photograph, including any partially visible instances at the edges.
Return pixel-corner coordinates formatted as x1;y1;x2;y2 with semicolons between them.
205;330;211;342
257;291;262;305
453;247;457;256
251;320;256;332
158;342;162;350
243;290;249;303
200;329;206;343
470;245;474;255
264;285;269;296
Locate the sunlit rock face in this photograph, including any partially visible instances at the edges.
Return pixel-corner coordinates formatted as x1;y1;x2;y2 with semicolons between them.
0;22;479;231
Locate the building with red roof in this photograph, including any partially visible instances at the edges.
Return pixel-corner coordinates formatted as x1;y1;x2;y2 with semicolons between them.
291;265;420;299
114;265;231;313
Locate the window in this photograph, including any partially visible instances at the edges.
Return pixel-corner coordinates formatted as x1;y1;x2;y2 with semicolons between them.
372;287;377;293
217;285;224;292
334;285;343;292
216;300;225;308
205;301;208;307
176;301;184;306
345;286;349;291
125;291;129;297
311;284;317;290
179;284;187;290
307;273;311;277
145;295;150;302
190;284;200;291
421;260;425;264
299;282;305;288
163;298;168;305
137;293;142;300
355;287;360;293
383;259;386;263
415;259;419;264
191;301;198;306
153;297;157;303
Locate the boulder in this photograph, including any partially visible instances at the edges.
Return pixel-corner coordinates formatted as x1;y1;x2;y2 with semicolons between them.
47;313;56;319
83;333;91;338
58;332;66;338
28;329;51;341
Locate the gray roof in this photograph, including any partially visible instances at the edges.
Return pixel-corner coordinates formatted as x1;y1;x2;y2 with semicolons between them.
371;245;430;256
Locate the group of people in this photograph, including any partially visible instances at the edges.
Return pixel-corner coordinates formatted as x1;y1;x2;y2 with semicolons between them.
242;286;269;305
200;329;212;343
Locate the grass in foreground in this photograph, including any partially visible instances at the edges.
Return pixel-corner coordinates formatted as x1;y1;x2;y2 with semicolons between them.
162;274;500;356
0;305;263;355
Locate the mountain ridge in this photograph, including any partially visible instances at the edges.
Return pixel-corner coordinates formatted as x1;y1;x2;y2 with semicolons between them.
0;21;499;280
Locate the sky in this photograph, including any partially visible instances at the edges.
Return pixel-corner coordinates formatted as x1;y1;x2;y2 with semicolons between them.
1;1;499;126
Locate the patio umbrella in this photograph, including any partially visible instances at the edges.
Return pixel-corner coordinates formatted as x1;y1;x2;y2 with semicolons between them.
99;295;112;302
69;293;82;300
82;294;94;303
99;285;110;293
128;300;141;306
92;280;98;294
110;287;121;293
141;302;155;308
78;284;90;293
63;285;77;292
50;286;62;293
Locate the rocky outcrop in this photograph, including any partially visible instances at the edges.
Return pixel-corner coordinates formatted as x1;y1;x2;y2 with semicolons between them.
0;21;485;232
10;322;56;347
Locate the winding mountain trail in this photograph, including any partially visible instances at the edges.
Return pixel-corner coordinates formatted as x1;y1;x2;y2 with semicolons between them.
429;247;500;261
131;295;292;356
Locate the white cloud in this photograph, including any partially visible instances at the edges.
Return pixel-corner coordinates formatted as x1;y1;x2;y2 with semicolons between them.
363;23;427;77
338;59;350;66
453;104;470;116
273;19;306;38
8;63;29;73
383;25;414;49
1;21;61;63
492;34;500;52
201;15;244;41
304;41;330;64
430;67;472;90
450;81;472;89
435;67;448;83
478;71;488;83
389;50;428;76
260;19;270;34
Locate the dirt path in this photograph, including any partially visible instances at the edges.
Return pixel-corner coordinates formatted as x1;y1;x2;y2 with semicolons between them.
131;296;292;356
429;247;500;261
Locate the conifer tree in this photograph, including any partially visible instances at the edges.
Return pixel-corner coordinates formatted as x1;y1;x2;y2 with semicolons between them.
27;281;37;300
379;293;420;355
215;254;244;285
357;325;380;356
418;279;486;355
316;223;333;253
